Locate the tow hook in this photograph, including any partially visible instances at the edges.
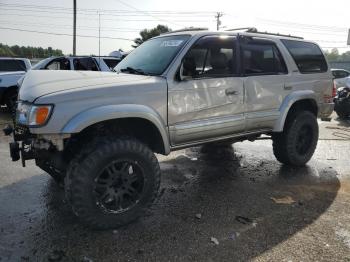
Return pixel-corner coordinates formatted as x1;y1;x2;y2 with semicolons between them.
3;124;14;136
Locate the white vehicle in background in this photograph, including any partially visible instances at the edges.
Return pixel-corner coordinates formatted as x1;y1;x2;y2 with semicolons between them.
331;69;350;88
0;57;31;111
32;56;122;72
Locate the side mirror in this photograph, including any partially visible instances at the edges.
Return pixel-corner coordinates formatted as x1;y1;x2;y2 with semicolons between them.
178;57;196;81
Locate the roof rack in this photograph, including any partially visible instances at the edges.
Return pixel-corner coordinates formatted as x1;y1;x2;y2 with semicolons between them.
225;27;258;32
225;27;303;39
252;31;303;39
161;27;208;35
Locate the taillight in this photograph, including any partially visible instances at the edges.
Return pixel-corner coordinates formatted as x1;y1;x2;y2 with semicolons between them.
332;80;337;98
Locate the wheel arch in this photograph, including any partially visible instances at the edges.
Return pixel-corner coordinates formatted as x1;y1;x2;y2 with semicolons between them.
273;90;318;132
62;104;170;155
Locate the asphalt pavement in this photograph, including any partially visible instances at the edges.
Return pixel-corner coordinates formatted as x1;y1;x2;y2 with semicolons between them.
0;108;349;261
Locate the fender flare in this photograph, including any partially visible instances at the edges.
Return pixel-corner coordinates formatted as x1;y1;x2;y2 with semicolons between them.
62;104;170;154
273;90;318;132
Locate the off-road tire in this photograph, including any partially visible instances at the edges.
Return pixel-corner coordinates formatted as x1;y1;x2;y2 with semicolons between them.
65;137;161;229
272;110;318;166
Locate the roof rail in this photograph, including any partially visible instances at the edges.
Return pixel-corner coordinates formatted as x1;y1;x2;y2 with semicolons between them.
251;31;303;39
161;27;208;35
225;27;257;32
225;27;303;39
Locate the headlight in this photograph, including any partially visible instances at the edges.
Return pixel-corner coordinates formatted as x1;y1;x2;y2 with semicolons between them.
17;102;53;127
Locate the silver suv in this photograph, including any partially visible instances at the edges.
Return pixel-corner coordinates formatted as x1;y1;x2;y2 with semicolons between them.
4;29;334;229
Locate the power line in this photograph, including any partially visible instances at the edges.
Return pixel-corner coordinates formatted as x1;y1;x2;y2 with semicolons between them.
0;12;208;23
0;26;134;41
113;0;184;27
0;2;216;15
0;6;214;17
0;20;140;31
256;17;347;32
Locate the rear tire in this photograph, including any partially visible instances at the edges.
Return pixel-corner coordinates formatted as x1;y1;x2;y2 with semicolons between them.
272;111;318;166
65;137;160;229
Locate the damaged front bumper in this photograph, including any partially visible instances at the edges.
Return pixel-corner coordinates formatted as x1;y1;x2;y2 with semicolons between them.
3;123;36;166
3;123;69;167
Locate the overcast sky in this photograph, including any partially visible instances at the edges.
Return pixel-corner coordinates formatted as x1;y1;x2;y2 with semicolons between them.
0;0;349;55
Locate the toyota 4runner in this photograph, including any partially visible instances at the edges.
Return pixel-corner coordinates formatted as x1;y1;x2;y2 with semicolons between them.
3;28;334;229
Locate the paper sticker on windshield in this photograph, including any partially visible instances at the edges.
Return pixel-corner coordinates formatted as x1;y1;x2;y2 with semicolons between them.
160;40;183;47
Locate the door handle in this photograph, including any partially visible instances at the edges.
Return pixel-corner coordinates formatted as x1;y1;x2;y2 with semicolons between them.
225;88;238;96
284;85;293;90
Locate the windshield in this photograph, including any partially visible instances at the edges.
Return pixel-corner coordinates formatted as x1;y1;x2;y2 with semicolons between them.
115;35;190;75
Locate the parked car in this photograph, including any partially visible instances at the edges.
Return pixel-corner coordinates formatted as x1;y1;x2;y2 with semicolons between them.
331;68;350;88
334;86;350;118
4;28;334;229
0;57;31;111
31;56;121;72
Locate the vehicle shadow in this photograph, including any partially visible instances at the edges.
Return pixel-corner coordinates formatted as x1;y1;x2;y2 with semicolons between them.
0;143;341;261
333;116;350;128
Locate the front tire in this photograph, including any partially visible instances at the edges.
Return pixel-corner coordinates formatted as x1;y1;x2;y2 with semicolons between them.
65;138;160;229
272;111;318;166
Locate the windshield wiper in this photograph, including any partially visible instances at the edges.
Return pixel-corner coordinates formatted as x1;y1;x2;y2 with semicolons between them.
120;67;147;75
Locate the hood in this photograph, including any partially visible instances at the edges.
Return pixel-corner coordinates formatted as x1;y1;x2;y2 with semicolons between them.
19;70;153;102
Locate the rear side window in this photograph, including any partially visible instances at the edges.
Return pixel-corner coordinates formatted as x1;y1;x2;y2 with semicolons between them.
332;70;350;78
73;58;99;71
241;39;287;75
103;59;120;69
0;59;26;72
281;40;327;74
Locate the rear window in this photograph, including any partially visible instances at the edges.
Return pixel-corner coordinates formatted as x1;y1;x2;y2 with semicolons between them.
0;59;26;72
281;40;327;74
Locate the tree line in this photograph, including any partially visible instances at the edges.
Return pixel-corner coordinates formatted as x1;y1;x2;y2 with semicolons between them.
0;43;63;58
324;48;350;62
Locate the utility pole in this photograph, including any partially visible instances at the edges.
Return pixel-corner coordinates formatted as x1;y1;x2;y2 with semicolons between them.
73;0;77;55
215;12;223;31
98;12;101;64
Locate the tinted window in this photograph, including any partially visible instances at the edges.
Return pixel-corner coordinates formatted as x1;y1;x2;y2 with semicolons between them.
115;35;190;75
182;35;237;78
103;58;120;69
74;58;99;71
281;40;327;73
332;70;349;78
241;39;287;75
45;58;70;70
0;59;26;72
